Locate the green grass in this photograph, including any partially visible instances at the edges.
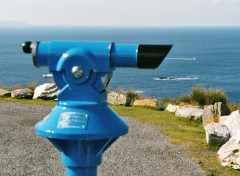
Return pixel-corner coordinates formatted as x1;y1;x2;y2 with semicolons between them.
0;97;239;175
0;97;56;106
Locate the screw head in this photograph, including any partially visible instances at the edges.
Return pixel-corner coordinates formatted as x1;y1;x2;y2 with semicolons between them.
72;66;84;79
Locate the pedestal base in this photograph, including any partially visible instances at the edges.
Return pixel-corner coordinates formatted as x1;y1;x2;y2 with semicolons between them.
66;167;97;176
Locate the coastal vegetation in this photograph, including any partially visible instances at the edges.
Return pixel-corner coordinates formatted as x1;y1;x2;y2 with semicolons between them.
178;86;227;106
162;86;240;112
0;85;240;175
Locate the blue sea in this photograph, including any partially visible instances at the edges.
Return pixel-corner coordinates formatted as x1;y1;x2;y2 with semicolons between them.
0;27;240;103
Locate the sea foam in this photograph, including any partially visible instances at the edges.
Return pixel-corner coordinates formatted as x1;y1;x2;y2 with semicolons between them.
154;76;198;81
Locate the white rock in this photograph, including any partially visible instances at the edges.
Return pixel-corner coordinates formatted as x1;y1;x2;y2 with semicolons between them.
107;91;127;105
218;133;240;169
133;99;157;108
214;102;230;117
11;88;33;99
0;88;11;97
166;104;180;113
175;106;204;121
220;110;240;137
205;123;230;146
33;83;58;100
202;102;230;126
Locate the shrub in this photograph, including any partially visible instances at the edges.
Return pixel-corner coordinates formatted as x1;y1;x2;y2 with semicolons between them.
205;89;227;105
178;93;192;104
227;103;240;112
178;86;227;106
26;82;38;91
8;84;22;91
114;88;126;94
126;88;143;106
191;86;206;105
161;98;179;106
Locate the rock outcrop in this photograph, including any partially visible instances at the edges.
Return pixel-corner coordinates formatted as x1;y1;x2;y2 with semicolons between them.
166;104;180;113
0;88;11;97
33;83;58;100
218;135;240;169
11;88;33;99
175;106;204;121
107;91;127;105
217;110;240;169
133;99;157;108
205;123;230;146
219;110;240;137
214;102;230;117
202;102;230;126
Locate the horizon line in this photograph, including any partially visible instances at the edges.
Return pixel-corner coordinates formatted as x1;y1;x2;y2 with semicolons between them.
1;24;240;28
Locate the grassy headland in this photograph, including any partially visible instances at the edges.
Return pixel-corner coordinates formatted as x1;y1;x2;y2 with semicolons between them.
0;86;240;175
112;106;239;176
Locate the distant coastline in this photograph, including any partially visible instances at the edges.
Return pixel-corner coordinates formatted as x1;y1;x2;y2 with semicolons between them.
0;20;30;27
0;20;239;28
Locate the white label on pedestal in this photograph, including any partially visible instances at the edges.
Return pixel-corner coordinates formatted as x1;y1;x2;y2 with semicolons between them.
57;112;89;129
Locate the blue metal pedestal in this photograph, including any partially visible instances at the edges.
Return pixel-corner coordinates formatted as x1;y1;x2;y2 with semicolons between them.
36;104;128;176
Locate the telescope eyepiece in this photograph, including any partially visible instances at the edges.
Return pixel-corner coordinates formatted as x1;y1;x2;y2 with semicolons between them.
137;45;172;69
22;41;32;54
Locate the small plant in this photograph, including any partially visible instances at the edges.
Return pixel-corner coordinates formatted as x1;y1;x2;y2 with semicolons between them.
205;89;227;105
125;88;142;106
161;98;179;106
227;103;240;112
8;84;22;91
178;93;192;104
177;86;227;106
0;85;7;90
26;82;38;91
114;88;126;94
191;86;206;105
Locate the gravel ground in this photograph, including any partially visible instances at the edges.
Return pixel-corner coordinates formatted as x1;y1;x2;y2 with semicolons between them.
0;102;206;176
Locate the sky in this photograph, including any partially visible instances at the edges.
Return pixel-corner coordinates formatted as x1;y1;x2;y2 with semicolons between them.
0;0;240;26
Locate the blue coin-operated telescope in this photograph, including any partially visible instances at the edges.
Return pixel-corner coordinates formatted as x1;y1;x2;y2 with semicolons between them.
22;41;172;176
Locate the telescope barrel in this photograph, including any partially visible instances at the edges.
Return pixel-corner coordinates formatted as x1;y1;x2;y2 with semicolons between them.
110;44;172;68
22;41;172;69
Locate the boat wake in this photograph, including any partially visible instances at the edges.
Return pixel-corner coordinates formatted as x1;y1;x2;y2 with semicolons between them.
135;90;145;94
154;76;198;81
166;57;197;61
